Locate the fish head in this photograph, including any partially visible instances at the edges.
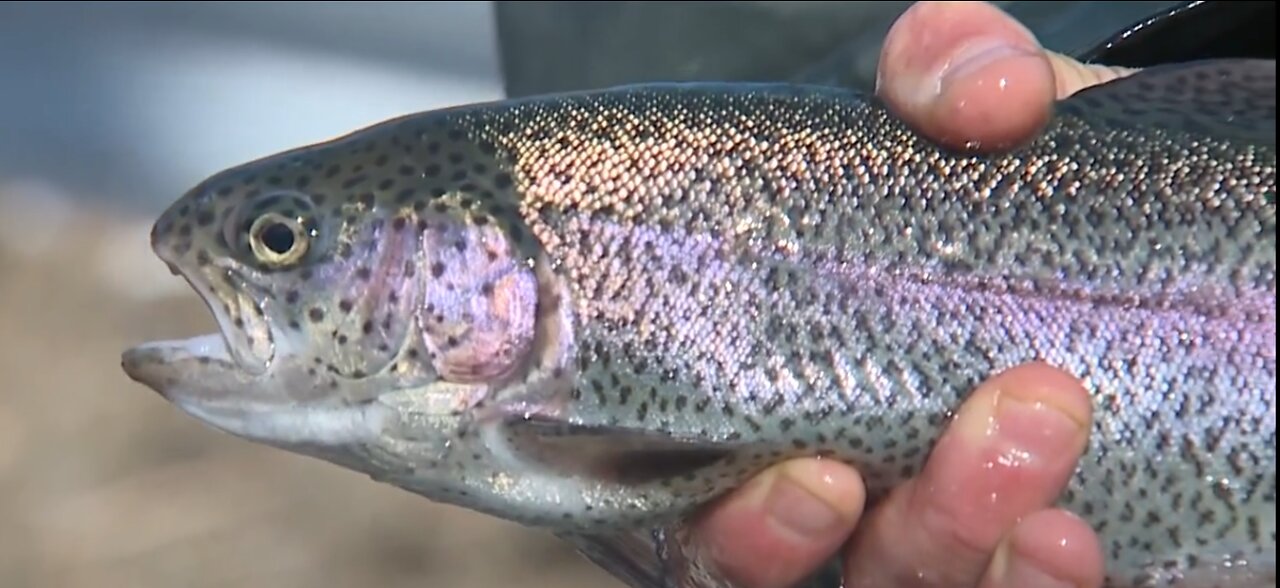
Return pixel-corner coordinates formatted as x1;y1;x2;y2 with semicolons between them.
120;133;453;453
122;113;552;474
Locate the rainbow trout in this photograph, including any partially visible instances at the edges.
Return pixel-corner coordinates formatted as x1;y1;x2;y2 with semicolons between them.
121;58;1276;588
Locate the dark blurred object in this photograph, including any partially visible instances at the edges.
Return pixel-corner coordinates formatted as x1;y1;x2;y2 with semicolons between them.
494;1;1277;97
1073;1;1276;66
494;1;913;97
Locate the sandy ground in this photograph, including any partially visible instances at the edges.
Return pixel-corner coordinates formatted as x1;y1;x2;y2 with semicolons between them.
0;185;619;588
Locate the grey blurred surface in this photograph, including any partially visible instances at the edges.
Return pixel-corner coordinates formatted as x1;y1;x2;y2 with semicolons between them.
496;1;914;97
0;1;505;216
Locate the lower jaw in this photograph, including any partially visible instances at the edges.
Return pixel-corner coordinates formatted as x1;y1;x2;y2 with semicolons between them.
172;394;392;447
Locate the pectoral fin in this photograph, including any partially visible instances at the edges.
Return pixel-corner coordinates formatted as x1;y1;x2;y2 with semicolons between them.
505;415;741;485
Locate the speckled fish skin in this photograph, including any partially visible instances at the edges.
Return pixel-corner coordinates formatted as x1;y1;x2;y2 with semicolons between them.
122;59;1276;588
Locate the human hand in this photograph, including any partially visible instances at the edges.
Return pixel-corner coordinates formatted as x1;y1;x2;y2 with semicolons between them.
688;2;1130;587
691;361;1101;588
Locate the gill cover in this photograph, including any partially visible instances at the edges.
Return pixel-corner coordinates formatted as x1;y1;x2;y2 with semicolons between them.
417;198;538;385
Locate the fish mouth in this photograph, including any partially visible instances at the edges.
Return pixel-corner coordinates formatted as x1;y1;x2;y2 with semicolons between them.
178;253;287;368
121;332;233;394
121;333;390;447
122;249;291;404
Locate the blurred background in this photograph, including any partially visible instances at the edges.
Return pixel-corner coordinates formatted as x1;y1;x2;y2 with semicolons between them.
0;1;1236;587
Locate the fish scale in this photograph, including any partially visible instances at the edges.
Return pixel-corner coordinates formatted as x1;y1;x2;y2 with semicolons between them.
123;59;1275;588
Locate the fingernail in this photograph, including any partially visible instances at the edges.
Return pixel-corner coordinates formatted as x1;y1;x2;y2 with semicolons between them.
990;539;1075;588
954;375;1088;460
764;461;862;540
1045;50;1140;99
993;376;1090;464
939;37;1039;93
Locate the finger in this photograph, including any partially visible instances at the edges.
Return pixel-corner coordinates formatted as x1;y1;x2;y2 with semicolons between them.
877;0;1056;152
876;1;1140;153
843;362;1093;588
980;509;1105;588
691;458;866;588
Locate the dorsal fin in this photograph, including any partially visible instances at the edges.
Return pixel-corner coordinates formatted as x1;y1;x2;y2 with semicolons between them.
1057;59;1276;147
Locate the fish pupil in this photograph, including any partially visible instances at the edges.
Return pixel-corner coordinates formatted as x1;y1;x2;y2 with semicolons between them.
261;222;295;254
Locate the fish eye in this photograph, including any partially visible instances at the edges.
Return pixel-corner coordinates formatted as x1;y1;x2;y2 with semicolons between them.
249;212;309;267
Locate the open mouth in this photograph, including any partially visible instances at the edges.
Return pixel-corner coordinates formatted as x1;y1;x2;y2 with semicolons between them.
168;255;282;373
121;251;284;401
120;331;236;395
127;332;232;363
121;331;390;447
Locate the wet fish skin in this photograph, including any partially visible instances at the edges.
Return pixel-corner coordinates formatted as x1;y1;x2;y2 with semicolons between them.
122;59;1276;588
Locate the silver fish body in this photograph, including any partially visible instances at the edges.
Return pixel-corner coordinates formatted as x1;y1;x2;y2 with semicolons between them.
122;59;1276;588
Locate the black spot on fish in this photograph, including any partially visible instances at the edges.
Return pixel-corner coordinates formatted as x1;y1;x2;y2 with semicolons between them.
342;174;368;190
309;307;325;322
